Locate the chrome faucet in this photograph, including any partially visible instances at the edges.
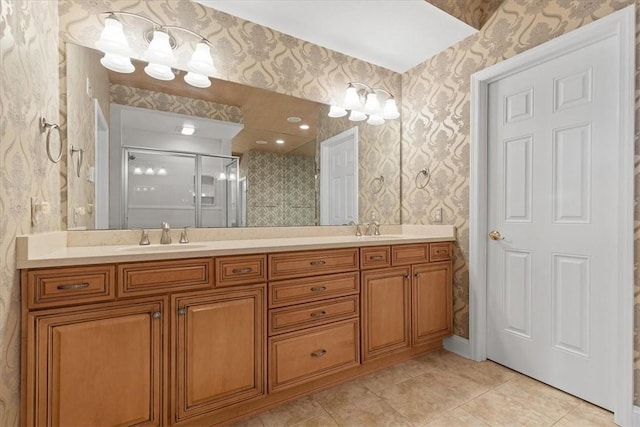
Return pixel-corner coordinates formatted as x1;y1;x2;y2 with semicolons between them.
134;228;150;245
348;220;362;237
160;222;171;244
365;220;380;236
179;226;190;244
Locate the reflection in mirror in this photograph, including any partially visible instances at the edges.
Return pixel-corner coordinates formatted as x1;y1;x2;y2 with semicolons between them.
63;43;401;230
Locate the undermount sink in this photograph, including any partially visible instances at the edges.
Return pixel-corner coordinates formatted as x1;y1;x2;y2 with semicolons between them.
357;234;406;239
117;244;208;252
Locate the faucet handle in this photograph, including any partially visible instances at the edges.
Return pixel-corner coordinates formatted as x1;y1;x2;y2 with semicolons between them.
161;221;170;230
179;226;191;244
132;228;151;245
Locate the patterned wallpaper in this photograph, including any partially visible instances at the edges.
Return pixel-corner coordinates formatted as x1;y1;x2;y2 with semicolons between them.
400;0;638;400
110;84;243;123
316;104;402;225
245;150;316;227
0;0;61;424
427;0;503;29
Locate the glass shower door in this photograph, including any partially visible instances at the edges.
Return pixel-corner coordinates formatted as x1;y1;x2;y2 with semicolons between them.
125;149;196;229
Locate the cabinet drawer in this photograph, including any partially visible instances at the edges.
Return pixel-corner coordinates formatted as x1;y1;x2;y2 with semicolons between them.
269;295;359;336
269;319;359;392
269;272;359;308
429;242;452;261
360;246;391;270
215;254;266;287
118;258;213;297
391;244;429;266
26;265;116;309
268;248;359;281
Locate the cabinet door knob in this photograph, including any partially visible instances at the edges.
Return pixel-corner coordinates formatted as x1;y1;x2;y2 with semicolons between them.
415;272;421;279
152;312;161;319
310;349;327;358
177;308;187;315
404;274;410;280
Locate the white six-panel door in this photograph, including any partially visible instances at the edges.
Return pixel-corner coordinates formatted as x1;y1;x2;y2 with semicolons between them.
486;34;619;410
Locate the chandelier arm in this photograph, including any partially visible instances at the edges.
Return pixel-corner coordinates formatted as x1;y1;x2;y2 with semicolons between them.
162;25;211;44
102;11;160;28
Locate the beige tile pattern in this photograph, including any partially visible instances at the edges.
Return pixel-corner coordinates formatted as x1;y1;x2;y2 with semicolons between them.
230;350;614;427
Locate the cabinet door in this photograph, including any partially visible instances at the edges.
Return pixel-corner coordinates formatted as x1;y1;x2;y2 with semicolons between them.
27;300;165;427
361;267;411;361
412;261;453;346
172;285;266;422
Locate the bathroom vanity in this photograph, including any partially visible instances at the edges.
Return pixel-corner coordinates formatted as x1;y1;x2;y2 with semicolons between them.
17;226;454;426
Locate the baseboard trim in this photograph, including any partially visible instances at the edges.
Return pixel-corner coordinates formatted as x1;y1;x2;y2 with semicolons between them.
442;335;471;359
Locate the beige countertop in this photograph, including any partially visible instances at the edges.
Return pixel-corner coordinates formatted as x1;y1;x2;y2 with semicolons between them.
16;225;456;269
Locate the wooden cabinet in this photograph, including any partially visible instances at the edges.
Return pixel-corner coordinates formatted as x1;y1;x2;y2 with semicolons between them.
171;285;266;423
118;258;213;297
23;298;166;427
412;262;453;346
268;248;359;280
215;254;267;287
361;267;411;361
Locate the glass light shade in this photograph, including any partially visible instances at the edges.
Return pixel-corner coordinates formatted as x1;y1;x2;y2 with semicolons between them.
328;105;347;118
367;115;385;126
157;168;167;176
144;63;175;81
343;85;362;110
184;72;211;88
133;167;143;175
100;52;135;73
348;110;367;122
363;93;381;115
382;98;400;120
187;42;215;75
96;17;130;55
145;167;155;175
218;172;227;180
144;31;175;65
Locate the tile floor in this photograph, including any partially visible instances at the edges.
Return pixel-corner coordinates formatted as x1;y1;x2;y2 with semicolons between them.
228;350;615;427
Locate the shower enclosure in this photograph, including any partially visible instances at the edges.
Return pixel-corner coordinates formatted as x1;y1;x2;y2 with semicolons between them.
123;148;241;229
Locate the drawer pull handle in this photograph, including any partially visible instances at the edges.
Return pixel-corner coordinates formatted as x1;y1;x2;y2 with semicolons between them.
310;310;327;318
232;268;253;274
311;349;327;358
369;255;384;261
310;260;326;266
435;249;448;255
56;283;90;291
311;286;327;292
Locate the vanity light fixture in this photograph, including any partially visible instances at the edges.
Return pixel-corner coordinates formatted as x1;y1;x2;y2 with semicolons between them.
329;82;400;125
275;139;285;144
157;168;167;176
255;140;268;145
96;11;216;88
218;172;227;180
145;167;155;175
299;124;310;130
133;167;143;175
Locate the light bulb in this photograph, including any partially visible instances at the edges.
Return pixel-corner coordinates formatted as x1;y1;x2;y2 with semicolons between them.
367;115;385;126
96;16;130;56
328;105;347;118
343;85;362;110
144;63;175;81
187;42;215;75
364;93;381;115
184;72;211;88
348;110;367;122
100;52;134;73
144;31;175;65
382;98;400;120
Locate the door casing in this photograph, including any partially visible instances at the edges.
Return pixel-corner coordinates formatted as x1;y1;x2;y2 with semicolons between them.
469;5;635;425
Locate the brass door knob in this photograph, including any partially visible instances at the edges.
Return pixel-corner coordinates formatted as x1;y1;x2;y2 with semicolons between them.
488;230;504;240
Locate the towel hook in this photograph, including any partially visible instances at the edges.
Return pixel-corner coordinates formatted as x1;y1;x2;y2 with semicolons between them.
369;175;384;194
415;168;431;190
70;146;84;178
40;117;62;163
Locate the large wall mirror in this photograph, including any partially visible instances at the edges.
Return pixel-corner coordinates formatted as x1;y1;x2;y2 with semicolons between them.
63;42;401;230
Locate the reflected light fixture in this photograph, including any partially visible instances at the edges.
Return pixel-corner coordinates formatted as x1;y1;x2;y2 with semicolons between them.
299;124;310;130
145;167;155;175
180;124;195;135
329;82;400;125
157;168;167;176
96;11;216;88
275;139;285;144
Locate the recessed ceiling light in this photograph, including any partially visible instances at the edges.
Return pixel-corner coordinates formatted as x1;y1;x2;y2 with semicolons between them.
287;116;302;123
256;140;268;145
299;124;310;130
179;124;195;135
276;139;285;144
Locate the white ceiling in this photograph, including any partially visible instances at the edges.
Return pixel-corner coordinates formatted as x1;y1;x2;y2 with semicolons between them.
194;0;477;73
